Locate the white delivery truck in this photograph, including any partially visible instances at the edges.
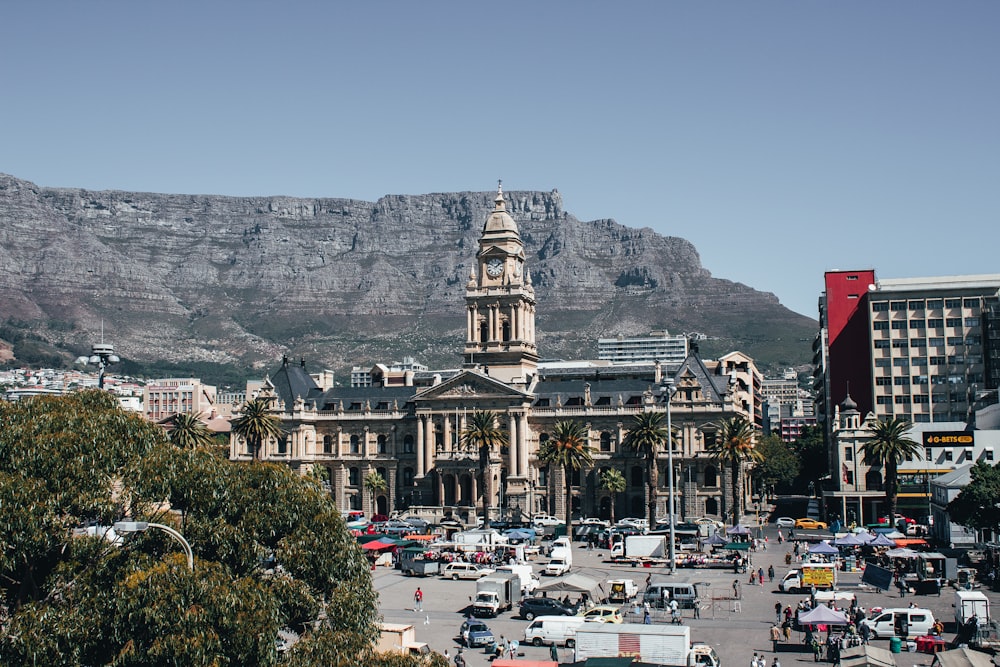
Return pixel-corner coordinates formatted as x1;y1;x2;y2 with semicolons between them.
495;564;539;594
471;572;522;617
610;535;667;559
544;542;574;576
377;623;430;656
779;563;838;592
574;623;721;667
955;590;989;627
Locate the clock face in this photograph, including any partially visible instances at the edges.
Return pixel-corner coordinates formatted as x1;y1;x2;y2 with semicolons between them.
486;258;504;277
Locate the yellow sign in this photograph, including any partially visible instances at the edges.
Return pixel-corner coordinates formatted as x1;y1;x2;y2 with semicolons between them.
802;567;834;586
923;432;974;445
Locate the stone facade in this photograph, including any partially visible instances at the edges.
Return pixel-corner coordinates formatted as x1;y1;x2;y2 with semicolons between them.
230;185;758;523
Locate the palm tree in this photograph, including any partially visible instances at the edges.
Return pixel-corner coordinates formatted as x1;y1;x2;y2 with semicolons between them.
710;415;762;527
622;411;671;525
861;417;921;522
599;468;626;525
460;410;509;525
363;470;387;516
231;397;283;462
537;420;594;528
167;412;216;449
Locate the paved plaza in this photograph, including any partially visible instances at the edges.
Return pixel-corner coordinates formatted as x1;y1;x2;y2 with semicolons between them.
373;525;997;667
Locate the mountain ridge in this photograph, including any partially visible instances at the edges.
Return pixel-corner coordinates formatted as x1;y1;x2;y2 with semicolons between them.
0;173;816;375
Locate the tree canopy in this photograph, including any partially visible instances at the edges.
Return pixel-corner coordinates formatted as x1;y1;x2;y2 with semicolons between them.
537;420;593;527
622;411;671;524
947;462;1000;534
0;391;431;667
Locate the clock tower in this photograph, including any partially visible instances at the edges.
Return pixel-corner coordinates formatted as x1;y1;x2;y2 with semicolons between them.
464;182;538;385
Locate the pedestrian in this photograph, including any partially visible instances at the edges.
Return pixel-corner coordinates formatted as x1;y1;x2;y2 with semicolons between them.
644;609;652;624
550;643;559;661
773;657;781;667
782;620;791;642
777;529;784;544
444;649;450;661
775;602;783;625
770;624;782;651
750;570;758;585
733;579;741;600
758;567;765;586
768;565;775;583
414;587;423;611
752;651;760;667
693;597;701;619
454;649;466;667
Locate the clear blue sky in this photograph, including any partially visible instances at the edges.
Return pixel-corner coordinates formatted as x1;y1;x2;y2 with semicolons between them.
3;2;998;318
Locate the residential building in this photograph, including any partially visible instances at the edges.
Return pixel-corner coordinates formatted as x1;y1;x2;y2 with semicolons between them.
597;331;689;366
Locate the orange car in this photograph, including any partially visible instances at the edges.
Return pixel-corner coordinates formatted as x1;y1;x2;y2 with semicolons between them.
794;518;828;530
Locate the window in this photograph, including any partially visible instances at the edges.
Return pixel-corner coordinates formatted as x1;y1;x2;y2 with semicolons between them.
894;396;910;405
946;318;963;327
927;299;943;309
349;467;360;485
600;432;613;452
350;434;360;454
894;376;909;386
873;321;889;331
910;338;926;347
875;359;891;368
909;300;925;310
892;320;908;330
891;301;907;311
928;319;944;329
964;298;979;308
277;435;287;455
948;355;965;365
944;450;953;462
875;340;891;349
704;466;718;487
910;319;925;329
876;377;892;386
893;358;909;367
928;337;945;347
844;448;853;461
872;302;889;312
912;358;927;366
988;450;995;462
925;448;932;460
912;375;929;384
846;275;859;280
377;434;387;454
929;356;945;365
403;434;414;453
946;299;962;308
323;435;333;454
877;396;892;404
967;335;982;345
912;394;929;403
948;337;964;346
892;340;908;349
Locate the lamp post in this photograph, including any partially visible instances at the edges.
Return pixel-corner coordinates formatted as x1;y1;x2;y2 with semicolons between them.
75;341;120;389
663;378;678;575
114;520;194;571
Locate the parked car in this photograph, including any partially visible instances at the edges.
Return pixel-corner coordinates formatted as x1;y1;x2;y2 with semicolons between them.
794;518;828;530
370;513;389;523
580;518;610;528
518;596;577;620
775;517;796;528
439;517;464;528
402;516;429;530
579;605;624;623
441;563;495;580
690;517;724;530
460;619;495;647
532;514;563;527
616;518;649;530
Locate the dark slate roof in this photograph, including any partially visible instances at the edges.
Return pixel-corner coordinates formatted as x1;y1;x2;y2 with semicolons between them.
674;353;729;402
269;357;322;408
315;385;418;410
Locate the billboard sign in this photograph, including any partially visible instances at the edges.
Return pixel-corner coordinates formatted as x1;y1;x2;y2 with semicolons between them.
923;432;974;446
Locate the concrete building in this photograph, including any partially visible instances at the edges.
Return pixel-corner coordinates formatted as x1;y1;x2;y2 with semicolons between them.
230;184;760;524
597;331;689;366
144;378;218;421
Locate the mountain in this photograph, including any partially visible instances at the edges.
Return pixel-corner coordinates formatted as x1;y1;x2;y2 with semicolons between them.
0;174;816;376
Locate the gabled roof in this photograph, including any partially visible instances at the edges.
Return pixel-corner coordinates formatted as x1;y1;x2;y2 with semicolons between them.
930;464;972;488
413;369;530;402
270;357;321;408
673;353;729;403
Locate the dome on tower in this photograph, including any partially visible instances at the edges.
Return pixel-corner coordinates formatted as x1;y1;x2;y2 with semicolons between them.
839;393;858;413
482;181;519;235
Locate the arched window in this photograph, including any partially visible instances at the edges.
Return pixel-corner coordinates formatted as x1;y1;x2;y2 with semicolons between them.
538;468;547;487
480;321;488;343
502;320;511;341
377;434;387;454
704;466;718;487
403;434;414;453
323;434;333;454
350;434;360;454
630;466;644;487
349;467;360;486
570;469;582;487
600;432;612;452
277;435;288;455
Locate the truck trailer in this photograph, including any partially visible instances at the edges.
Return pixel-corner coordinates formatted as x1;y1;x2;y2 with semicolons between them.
573;622;721;667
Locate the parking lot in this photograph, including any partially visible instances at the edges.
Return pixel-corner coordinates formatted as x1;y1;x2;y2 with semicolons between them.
373;524;996;667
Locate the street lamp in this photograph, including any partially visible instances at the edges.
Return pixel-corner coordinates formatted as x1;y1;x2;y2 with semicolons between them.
662;378;678;575
114;521;194;571
75;341;120;389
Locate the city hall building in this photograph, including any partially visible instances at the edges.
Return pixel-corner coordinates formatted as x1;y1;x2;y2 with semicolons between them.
230;185;758;523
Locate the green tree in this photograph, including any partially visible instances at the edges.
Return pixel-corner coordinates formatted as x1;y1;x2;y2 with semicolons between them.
753;434;799;498
947;462;1000;536
790;425;828;494
599;468;627;525
0;391;388;667
537;421;594;528
622;411;672;525
710;415;762;526
460;410;509;525
861;417;922;522
364;470;388;515
167;412;216;449
231;397;283;462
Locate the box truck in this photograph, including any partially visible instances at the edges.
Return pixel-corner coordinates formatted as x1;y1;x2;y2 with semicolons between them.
779;563;837;592
472;571;522;617
574;623;721;667
610;535;667;559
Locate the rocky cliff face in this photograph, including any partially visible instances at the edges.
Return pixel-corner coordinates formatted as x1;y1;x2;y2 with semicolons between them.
0;174;816;372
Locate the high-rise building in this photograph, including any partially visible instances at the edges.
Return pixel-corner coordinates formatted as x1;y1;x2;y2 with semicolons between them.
597;331;689;366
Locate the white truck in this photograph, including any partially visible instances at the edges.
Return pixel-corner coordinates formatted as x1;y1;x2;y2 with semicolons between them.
471;571;522;617
779;562;838;592
574;623;721;667
610;535;667;560
377;623;430;657
607;578;640;602
544;542;574;576
496;564;540;594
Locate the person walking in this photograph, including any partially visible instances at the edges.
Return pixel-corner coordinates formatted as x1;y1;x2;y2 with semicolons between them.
758;567;765;586
773;657;781;667
770;624;782;651
752;652;760;667
775;602;783;625
782;619;791;642
733;579;742;600
414;587;423;611
550;643;559;662
768;565;775;583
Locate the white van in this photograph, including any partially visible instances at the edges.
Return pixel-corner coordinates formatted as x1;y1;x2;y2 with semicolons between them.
861;608;936;639
642;581;699;609
523;615;587;647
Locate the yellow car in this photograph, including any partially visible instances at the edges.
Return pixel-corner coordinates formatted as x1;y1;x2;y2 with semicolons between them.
579;605;624;623
794;518;828;530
